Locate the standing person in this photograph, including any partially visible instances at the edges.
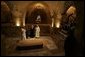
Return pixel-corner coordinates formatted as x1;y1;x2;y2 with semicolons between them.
30;25;35;38
35;25;40;38
21;27;26;40
64;14;76;56
26;27;30;38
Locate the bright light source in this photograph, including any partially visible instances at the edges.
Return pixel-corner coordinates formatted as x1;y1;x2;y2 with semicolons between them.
16;22;20;26
16;18;20;26
52;18;54;27
56;21;60;28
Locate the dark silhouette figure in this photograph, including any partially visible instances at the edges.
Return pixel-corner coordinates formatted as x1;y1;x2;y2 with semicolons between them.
30;25;35;38
26;29;30;38
64;26;76;56
64;14;77;56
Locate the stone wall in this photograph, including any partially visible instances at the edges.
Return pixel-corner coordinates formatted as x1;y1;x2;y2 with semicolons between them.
1;1;65;26
1;24;51;37
1;26;22;37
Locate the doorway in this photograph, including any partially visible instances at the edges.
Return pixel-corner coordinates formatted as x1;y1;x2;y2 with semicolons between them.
25;2;52;36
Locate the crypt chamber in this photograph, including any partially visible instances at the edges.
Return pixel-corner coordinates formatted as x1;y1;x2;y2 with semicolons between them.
1;1;84;56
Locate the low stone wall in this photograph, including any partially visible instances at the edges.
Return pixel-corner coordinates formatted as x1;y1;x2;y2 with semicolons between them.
1;24;51;37
1;26;22;37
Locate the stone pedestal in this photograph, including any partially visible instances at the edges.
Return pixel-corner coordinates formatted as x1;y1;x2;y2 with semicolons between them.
16;38;43;50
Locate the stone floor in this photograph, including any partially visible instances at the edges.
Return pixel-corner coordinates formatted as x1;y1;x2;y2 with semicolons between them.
1;36;65;56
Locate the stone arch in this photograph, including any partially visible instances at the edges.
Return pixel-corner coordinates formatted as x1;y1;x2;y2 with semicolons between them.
24;2;52;36
25;2;52;24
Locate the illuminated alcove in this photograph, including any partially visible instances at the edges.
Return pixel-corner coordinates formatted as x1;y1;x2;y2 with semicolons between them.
25;2;52;36
25;2;51;24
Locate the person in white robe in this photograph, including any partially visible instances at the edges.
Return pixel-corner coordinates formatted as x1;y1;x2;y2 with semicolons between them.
35;25;40;38
21;28;26;40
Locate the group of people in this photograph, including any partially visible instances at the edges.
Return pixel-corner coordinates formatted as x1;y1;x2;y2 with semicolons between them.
21;25;40;40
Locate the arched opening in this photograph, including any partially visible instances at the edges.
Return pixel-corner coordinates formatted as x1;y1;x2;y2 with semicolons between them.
25;2;52;36
25;2;51;24
26;8;48;24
